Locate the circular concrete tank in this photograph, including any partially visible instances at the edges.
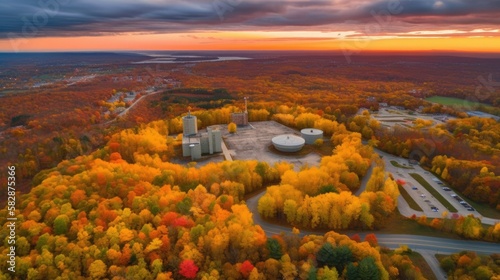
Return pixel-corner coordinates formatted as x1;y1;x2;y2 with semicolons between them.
301;128;323;144
272;134;305;152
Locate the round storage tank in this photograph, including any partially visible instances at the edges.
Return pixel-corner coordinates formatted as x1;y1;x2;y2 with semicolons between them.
272;134;305;152
301;128;323;144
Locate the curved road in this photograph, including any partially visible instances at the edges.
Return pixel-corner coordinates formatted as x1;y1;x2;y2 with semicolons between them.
246;189;500;279
103;89;163;125
354;161;373;196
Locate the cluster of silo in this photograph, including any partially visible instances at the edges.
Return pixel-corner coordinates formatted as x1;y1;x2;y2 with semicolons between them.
181;111;222;160
200;127;222;155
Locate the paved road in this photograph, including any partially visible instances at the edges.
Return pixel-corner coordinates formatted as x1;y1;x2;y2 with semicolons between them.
245;190;500;279
103;89;163;125
354;161;373;196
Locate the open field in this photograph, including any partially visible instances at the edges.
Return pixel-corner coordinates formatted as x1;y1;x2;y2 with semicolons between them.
391;160;414;169
426;96;495;110
410;173;458;212
399;185;423;211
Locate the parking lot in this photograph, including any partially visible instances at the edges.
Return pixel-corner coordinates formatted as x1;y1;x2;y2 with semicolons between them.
379;149;499;225
372;107;455;129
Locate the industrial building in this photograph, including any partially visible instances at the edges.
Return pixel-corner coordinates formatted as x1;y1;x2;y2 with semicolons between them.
231;112;248;126
181;111;222;160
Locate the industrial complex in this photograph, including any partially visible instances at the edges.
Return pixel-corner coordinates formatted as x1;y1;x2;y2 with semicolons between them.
181;111;222;160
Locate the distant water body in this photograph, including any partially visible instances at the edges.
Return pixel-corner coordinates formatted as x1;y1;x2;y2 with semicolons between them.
131;53;251;64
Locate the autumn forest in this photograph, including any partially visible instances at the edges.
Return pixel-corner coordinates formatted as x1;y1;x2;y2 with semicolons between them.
1;52;500;279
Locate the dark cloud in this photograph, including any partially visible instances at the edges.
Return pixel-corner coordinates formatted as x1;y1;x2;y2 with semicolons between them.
0;0;499;38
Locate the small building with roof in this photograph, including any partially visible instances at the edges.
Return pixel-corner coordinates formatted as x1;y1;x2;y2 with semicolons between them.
231;97;249;126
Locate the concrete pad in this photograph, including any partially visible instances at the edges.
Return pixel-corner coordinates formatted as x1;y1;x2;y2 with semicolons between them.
223;121;321;170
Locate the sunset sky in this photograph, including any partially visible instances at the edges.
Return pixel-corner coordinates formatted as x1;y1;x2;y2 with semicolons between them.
1;0;499;52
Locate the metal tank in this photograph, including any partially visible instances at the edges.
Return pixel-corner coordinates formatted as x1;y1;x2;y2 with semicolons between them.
271;134;305;152
301;128;323;144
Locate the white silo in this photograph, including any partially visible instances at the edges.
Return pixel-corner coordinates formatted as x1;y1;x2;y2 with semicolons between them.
189;143;202;160
182;111;198;136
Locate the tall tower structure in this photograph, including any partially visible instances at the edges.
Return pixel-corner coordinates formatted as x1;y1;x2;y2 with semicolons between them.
182;110;198;136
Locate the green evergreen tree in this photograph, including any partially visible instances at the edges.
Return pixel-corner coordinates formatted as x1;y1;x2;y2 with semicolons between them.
346;263;359;280
266;238;283;260
316;243;336;268
358;257;380;280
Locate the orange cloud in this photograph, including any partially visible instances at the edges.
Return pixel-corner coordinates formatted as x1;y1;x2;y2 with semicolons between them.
1;32;499;53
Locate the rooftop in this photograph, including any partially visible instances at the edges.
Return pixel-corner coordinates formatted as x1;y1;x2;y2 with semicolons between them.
301;128;323;135
272;134;305;146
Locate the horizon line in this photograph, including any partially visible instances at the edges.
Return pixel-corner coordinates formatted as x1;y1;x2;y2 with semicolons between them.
1;49;500;54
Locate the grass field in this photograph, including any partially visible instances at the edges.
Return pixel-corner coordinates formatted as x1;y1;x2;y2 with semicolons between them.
390;160;414;169
398;185;423;211
410;173;458;212
426;96;495;110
